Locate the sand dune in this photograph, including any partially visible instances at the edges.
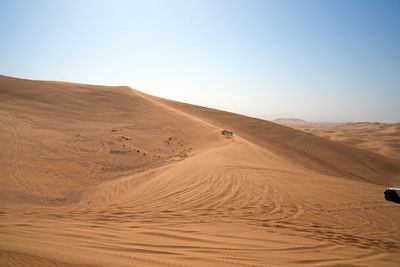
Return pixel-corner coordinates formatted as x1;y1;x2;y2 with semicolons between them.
273;118;310;125
1;75;399;266
276;120;400;161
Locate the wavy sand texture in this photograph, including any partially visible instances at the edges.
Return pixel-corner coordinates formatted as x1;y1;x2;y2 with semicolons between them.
1;75;399;266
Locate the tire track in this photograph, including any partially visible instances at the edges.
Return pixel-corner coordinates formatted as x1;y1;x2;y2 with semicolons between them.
0;118;44;195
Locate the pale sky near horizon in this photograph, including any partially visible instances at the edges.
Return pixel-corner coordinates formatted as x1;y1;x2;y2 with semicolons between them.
1;0;399;122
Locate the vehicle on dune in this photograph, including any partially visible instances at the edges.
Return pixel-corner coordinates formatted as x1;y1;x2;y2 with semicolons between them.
221;129;233;138
384;188;400;203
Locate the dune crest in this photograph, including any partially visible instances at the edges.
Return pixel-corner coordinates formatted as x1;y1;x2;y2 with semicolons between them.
1;75;399;266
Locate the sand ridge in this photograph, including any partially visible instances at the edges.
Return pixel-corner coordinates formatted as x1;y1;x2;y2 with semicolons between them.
275;120;400;160
1;75;400;266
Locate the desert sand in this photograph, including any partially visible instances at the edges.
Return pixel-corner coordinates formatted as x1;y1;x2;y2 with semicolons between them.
274;119;400;161
1;75;399;266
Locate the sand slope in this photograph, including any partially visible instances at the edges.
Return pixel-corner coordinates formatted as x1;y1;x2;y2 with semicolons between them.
1;75;399;266
276;120;400;160
144;93;400;185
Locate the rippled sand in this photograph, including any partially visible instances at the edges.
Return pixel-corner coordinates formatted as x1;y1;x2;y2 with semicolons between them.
1;75;399;266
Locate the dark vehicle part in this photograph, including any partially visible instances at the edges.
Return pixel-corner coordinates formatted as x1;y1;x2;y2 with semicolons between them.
384;188;400;203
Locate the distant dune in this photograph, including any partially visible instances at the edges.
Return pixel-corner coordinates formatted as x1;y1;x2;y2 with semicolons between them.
273;117;310;125
277;119;400;160
1;75;399;266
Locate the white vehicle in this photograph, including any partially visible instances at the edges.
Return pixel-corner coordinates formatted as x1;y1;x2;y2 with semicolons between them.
384;188;400;203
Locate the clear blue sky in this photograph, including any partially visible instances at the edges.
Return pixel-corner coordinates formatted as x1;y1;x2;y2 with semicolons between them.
1;0;399;122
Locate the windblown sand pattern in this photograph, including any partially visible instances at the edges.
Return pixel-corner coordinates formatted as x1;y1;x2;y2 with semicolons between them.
276;120;400;160
1;75;399;266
